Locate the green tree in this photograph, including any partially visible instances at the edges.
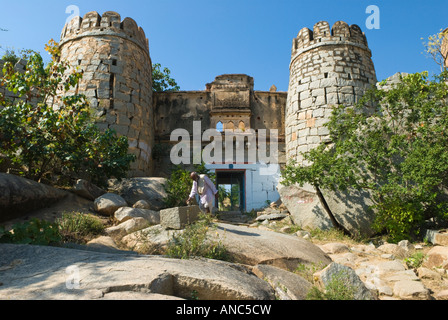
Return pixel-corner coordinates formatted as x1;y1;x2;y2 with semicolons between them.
281;71;448;242
422;28;448;71
152;63;180;92
0;40;135;187
1;47;38;66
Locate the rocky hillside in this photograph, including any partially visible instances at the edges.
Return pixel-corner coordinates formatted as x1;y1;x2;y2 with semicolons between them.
1;174;448;300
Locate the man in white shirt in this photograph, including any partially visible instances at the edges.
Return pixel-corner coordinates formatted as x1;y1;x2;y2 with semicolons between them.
186;172;218;214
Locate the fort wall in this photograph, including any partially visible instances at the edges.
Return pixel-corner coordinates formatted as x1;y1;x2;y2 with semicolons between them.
152;75;287;178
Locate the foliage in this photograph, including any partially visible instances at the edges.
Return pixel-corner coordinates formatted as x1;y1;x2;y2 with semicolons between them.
309;228;360;244
152;63;180;92
163;162;215;208
166;214;228;260
218;185;230;206
306;270;357;300
294;261;327;283
0;212;105;246
57;212;105;244
404;251;426;270
422;28;448;71
218;184;240;211
281;71;448;242
0;219;61;246
163;166;194;208
0;40;135;187
0;47;38;66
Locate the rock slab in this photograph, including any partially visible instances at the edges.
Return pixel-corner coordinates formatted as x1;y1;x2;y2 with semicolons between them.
0;244;276;300
252;264;312;300
212;223;332;271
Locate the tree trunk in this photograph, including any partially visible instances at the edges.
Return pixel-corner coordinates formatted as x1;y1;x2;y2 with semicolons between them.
314;185;352;237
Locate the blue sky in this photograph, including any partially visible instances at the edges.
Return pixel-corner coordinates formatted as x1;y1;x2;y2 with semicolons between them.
0;0;446;91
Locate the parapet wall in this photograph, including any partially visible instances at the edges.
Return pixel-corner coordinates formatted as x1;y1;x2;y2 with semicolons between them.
59;11;154;177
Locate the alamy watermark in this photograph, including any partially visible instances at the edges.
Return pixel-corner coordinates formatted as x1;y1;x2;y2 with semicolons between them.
170;121;279;175
65;5;80;24
66;265;80;290
366;5;380;30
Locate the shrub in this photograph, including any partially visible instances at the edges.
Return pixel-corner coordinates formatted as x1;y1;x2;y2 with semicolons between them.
0;219;61;246
163;166;193;208
404;251;426;270
0;40;135;187
163;162;215;208
306;270;356;300
166;214;228;260
294;262;327;283
57;212;105;244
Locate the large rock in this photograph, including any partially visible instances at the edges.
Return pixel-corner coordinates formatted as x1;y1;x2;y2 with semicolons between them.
0;244;276;300
105;218;150;239
94;193;128;216
108;177;168;211
393;280;430;300
423;246;448;269
121;225;182;253
315;262;376;300
160;206;201;230
211;223;332;271
424;229;448;246
133;200;151;209
252;264;313;300
277;182;376;237
114;207;160;225
72;179;106;201
0;173;67;223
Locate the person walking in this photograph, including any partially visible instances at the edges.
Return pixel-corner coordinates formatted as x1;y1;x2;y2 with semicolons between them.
186;172;218;214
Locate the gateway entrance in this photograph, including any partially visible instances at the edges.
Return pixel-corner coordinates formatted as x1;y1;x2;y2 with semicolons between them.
216;170;245;212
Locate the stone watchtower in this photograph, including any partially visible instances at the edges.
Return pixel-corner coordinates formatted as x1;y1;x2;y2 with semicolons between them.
285;21;377;163
59;11;154;177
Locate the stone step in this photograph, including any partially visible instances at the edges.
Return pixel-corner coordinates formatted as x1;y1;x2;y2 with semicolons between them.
216;211;251;223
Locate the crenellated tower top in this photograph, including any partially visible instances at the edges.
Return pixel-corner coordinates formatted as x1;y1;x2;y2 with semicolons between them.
60;11;150;57
291;21;371;67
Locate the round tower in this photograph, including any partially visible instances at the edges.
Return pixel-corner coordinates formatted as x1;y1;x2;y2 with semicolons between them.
59;11;153;177
286;21;377;163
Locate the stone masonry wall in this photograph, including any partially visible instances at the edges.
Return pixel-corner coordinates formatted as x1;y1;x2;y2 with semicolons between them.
59;11;153;177
152;75;287;177
286;21;377;164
